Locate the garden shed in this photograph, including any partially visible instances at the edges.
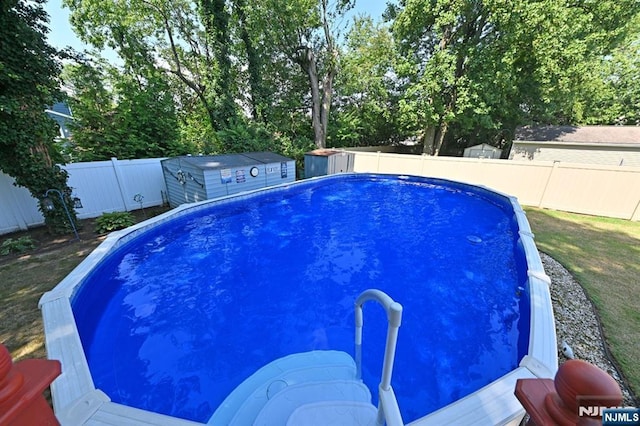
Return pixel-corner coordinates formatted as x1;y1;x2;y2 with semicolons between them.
463;143;502;159
161;152;295;207
304;149;355;178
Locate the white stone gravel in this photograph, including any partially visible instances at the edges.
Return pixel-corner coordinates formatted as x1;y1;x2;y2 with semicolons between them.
541;252;637;406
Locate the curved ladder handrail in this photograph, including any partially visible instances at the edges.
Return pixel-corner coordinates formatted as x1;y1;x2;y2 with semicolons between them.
354;289;404;426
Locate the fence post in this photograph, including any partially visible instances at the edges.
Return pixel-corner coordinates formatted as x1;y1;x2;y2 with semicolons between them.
631;197;640;221
111;157;129;211
538;161;559;208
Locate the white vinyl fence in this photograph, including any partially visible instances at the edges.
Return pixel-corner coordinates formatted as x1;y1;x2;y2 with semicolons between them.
349;151;640;221
3;152;640;235
1;158;167;235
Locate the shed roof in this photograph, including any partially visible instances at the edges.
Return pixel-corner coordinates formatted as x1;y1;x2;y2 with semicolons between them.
243;152;292;163
465;143;501;151
306;149;346;157
175;155;256;170
515;126;640;146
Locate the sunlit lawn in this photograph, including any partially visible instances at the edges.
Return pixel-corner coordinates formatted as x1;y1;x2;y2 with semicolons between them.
525;207;640;400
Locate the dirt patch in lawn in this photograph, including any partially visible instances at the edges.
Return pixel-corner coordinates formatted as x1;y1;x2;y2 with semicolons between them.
0;206;170;361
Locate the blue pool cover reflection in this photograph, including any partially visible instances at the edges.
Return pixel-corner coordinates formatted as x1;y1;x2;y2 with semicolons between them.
72;174;529;423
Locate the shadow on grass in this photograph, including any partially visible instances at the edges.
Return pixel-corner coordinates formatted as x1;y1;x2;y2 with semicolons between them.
524;207;640;400
0;206;170;362
0;240;103;361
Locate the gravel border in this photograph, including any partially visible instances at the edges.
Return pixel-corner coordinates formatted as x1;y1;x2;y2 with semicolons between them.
542;252;637;406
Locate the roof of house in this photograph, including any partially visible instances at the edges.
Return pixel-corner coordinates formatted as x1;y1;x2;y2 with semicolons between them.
514;126;640;146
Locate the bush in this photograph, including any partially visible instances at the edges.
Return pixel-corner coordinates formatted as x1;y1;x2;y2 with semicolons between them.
1;236;37;256
95;212;136;234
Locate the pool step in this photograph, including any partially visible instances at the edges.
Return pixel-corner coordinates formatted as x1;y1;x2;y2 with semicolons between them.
287;400;378;425
254;380;376;425
207;350;364;425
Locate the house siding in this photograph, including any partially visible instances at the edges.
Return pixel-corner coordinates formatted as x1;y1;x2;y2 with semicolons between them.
509;142;640;167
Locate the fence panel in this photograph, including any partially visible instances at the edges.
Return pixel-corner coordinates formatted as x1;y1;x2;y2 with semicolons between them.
66;160;128;219
350;151;640;221
3;153;640;235
421;156;554;206
0;158;167;235
542;163;640;219
0;174;42;234
116;158;167;211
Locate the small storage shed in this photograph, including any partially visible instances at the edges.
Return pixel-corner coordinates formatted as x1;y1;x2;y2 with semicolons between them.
304;149;355;178
463;143;502;159
161;152;295;207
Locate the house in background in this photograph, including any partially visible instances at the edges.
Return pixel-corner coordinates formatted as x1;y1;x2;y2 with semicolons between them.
509;125;640;167
45;102;73;139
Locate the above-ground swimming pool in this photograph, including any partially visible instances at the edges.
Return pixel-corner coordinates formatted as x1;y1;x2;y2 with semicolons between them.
41;173;557;425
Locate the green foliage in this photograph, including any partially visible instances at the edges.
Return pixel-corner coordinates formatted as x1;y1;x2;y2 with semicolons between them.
580;39;640;125
331;17;407;146
65;0;236;134
94;211;136;234
216;119;274;153
199;0;237;126
216;118;314;177
60;0;640;158
178;106;220;155
62;61;184;161
391;0;640;153
0;237;37;256
0;0;78;233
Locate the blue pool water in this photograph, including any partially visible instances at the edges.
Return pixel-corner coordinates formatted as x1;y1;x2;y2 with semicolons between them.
72;174;530;423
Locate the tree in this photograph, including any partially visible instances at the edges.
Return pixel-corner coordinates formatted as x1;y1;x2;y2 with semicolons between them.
63;60;184;161
64;0;357;151
65;0;229;133
253;0;353;149
59;61;113;161
330;17;406;147
392;0;640;155
232;0;267;122
572;38;640;126
502;0;639;126
199;0;236;125
0;0;78;234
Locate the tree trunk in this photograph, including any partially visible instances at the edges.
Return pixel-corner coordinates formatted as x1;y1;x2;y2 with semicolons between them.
235;0;264;121
199;0;235;126
434;122;448;156
159;7;219;133
422;127;436;155
319;64;337;149
296;47;326;149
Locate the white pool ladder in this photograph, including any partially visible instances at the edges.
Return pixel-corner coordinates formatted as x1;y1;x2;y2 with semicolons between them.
355;289;404;426
208;289;404;426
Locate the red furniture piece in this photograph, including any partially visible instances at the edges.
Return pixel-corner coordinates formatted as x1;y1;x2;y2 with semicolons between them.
0;343;61;425
515;359;623;426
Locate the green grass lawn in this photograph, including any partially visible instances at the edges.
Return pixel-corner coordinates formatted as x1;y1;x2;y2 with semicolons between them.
525;207;640;399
